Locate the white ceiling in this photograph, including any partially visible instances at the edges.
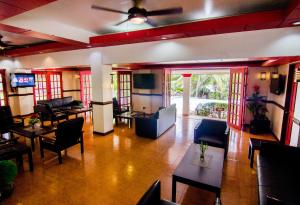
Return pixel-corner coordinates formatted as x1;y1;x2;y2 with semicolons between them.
1;0;290;43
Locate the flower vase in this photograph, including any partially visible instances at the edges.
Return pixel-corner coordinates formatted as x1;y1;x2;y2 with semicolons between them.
200;152;205;161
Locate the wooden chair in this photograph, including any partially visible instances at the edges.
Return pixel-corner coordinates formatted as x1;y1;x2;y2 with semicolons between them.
39;117;84;164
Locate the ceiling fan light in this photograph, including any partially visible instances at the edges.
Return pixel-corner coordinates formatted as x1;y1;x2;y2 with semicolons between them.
130;16;146;24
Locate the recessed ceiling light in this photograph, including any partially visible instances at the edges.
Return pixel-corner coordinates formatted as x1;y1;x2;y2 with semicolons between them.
87;45;92;48
161;37;167;40
292;21;300;26
39;52;43;54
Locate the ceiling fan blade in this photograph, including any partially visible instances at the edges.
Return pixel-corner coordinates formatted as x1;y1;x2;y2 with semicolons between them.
114;18;130;26
147;7;183;16
146;18;157;27
91;5;128;14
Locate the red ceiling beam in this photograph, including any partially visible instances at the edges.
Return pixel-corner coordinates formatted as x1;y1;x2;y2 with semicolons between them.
0;23;87;46
4;42;85;57
90;10;285;47
114;61;265;70
0;0;57;20
262;57;300;67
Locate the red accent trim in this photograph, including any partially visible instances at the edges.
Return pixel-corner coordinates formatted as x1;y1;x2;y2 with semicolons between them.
181;74;192;77
0;0;56;20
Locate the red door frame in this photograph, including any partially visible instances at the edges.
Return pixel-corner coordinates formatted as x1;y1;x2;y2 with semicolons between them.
0;69;8;106
79;70;92;107
117;71;132;109
285;64;299;145
32;71;63;104
228;67;248;130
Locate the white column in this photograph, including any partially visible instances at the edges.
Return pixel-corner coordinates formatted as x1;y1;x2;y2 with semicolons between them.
90;51;113;135
182;74;191;116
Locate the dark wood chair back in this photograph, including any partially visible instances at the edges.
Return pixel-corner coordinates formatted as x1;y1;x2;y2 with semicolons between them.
0;106;15;134
55;117;84;149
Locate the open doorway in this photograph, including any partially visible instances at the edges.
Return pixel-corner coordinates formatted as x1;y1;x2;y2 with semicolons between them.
170;70;230;120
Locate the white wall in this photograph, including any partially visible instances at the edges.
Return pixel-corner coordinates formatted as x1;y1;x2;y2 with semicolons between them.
62;71;80;100
245;65;289;140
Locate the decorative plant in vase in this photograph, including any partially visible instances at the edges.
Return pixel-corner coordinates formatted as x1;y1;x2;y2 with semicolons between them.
199;141;208;161
246;85;270;134
0;160;18;202
29;113;40;129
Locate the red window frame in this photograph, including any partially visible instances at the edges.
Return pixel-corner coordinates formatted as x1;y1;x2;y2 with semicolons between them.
80;70;92;107
0;69;8;106
117;71;132;110
32;71;63;104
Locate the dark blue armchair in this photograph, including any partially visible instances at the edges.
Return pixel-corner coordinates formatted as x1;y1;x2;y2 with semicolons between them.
194;119;230;158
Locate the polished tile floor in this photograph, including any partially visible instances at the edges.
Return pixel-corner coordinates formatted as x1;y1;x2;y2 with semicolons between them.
4;116;274;205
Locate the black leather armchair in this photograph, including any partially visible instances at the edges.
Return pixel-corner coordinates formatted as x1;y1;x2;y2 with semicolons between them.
194;119;229;158
137;180;177;205
0;106;24;134
39;117;84;164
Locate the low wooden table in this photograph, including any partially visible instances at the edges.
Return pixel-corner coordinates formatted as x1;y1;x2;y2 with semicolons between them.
66;108;93;119
248;138;276;168
172;144;224;204
10;126;56;151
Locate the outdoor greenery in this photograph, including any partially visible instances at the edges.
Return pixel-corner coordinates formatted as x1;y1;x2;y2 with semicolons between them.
171;74;230;119
171;74;230;100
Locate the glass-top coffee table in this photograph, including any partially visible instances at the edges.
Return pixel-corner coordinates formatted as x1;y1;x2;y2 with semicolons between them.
172;144;224;204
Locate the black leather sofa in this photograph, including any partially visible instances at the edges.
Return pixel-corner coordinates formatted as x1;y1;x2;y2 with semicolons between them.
135;104;176;139
34;96;82;126
257;142;300;205
194;119;229;158
137;180;177;205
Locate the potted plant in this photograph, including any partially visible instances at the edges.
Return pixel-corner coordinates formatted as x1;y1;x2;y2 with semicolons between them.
246;85;270;134
0;160;18;201
29;113;40;129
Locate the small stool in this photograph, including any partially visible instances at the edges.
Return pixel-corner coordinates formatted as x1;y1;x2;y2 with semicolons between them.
248;138;275;168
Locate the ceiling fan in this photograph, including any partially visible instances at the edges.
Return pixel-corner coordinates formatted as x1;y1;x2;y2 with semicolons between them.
91;0;183;27
0;35;27;50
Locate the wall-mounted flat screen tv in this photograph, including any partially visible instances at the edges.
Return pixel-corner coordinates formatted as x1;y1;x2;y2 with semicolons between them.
133;74;155;89
10;73;35;88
